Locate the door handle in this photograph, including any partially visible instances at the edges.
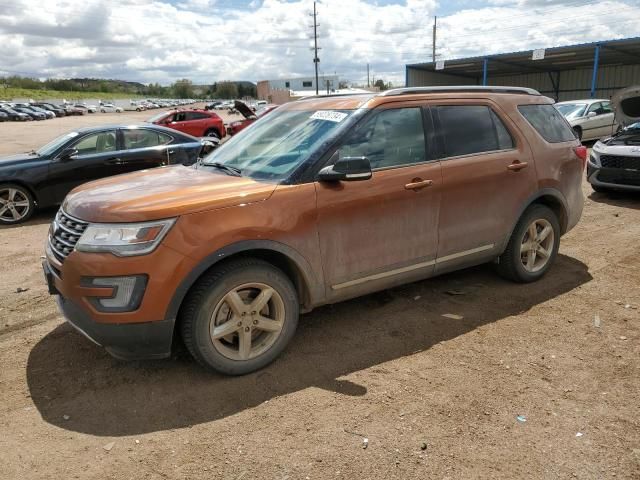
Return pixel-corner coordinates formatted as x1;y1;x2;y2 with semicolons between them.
106;157;123;165
404;179;434;191
507;161;528;171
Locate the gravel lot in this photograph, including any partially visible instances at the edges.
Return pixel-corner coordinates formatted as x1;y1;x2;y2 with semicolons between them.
0;109;639;479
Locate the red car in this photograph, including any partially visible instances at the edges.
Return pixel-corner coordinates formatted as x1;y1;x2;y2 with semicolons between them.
148;109;226;139
226;101;278;135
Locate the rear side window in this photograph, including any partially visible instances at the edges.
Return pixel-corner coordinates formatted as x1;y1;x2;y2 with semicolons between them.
518;104;575;143
437;105;514;158
123;129;172;149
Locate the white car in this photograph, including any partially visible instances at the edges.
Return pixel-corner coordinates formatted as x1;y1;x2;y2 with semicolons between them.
100;104;123;113
587;86;640;194
555;99;618;141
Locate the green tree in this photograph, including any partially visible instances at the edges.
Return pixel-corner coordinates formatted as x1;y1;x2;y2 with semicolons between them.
172;79;194;98
213;81;238;99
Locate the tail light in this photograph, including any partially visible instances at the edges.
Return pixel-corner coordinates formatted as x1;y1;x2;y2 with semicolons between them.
574;145;587;169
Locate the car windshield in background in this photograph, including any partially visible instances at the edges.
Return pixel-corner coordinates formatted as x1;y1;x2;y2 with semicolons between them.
202;109;357;181
555;103;587;119
36;132;79;156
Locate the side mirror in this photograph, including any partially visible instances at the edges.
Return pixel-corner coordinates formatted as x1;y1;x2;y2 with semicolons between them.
58;147;78;161
587;111;597;117
318;156;372;182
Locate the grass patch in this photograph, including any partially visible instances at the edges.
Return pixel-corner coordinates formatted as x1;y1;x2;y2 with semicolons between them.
0;88;144;101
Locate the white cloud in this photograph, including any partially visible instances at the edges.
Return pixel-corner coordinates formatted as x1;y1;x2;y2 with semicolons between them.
0;0;637;86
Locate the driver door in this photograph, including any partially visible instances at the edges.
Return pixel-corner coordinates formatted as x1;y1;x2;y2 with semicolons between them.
315;105;442;301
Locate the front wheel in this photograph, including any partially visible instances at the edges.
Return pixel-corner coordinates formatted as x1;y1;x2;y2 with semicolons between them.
0;184;35;225
180;258;299;375
204;129;220;139
496;204;560;283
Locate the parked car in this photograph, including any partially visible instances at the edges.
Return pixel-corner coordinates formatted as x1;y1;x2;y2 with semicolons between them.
13;106;46;120
0;106;30;121
205;101;222;111
587;85;640;193
226;101;278;135
0;111;7;122
100;104;123;113
28;105;56;119
58;104;84;116
32;103;66;117
74;104;97;113
0;125;205;225
555;99;618;141
43;86;585;375
148;109;226;139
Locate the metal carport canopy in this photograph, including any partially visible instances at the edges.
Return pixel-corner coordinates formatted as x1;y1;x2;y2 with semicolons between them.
405;37;640;100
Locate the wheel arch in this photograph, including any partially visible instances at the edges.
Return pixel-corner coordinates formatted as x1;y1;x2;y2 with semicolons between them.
501;188;569;253
167;240;323;327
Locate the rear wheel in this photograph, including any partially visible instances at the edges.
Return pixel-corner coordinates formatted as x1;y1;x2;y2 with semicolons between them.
205;129;220;139
496;204;560;283
0;184;35;225
180;258;299;375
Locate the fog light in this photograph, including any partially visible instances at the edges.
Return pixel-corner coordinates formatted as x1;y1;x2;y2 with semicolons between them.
82;275;148;312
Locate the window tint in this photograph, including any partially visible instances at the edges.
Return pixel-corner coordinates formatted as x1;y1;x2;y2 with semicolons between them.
123;129;172;149
518;104;576;143
185;112;209;121
338;107;426;169
74;131;117;155
587;102;602;114
601;101;613;114
437;105;513;157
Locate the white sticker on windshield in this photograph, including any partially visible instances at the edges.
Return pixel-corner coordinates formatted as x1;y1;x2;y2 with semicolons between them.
310;110;348;123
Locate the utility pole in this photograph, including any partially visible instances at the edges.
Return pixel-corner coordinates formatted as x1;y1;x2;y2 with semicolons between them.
367;63;370;87
432;16;437;62
310;1;320;95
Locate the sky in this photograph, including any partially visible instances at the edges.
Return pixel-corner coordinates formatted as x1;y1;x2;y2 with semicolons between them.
0;0;638;86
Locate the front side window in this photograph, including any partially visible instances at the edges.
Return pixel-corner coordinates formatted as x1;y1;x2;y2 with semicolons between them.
519;104;576;143
437;105;514;158
73;131;117;155
601;101;613;114
202;108;359;181
587;102;602;115
123;129;172;149
338;107;427;169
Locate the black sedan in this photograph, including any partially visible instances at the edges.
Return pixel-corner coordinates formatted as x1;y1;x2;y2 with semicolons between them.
0;124;205;224
14;106;46;121
0;106;31;121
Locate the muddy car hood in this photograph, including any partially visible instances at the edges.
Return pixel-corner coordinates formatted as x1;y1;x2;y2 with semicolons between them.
612;85;640;126
63;165;277;223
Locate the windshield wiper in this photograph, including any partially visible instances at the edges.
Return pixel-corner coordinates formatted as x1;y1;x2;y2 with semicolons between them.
28;149;39;156
206;162;242;177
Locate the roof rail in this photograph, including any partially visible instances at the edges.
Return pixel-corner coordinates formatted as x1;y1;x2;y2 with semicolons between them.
380;86;540;96
296;92;374;101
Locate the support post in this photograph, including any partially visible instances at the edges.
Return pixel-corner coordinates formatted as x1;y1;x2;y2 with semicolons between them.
482;58;489;86
590;44;600;98
405;66;408;87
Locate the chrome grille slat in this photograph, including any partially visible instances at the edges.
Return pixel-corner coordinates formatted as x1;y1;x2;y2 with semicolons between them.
48;210;89;263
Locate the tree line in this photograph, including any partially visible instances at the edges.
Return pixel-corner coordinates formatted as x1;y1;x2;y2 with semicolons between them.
0;76;256;99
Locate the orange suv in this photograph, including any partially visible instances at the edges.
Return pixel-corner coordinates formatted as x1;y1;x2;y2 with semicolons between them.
44;86;585;375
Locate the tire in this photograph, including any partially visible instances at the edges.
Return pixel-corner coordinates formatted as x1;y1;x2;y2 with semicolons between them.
591;184;610;194
180;258;299;375
572;126;582;141
0;184;35;225
496;204;560;283
204;129;220;139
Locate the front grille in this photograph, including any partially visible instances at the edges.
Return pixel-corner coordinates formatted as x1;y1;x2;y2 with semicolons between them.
597;169;640;187
48;210;89;263
600;155;640;170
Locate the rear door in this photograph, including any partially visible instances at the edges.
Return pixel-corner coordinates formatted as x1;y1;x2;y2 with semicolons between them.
433;102;537;273
315;104;442;300
115;128;176;172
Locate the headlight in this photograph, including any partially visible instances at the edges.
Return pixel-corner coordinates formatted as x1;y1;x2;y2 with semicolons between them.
76;218;176;256
590;146;601;166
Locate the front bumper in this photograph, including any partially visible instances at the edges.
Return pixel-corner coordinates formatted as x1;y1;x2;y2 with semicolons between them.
56;294;174;360
587;162;640;191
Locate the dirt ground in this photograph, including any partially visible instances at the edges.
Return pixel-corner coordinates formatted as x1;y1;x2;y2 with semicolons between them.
0;109;639;479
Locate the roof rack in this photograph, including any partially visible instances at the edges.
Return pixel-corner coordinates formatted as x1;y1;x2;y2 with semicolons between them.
380;86;540;96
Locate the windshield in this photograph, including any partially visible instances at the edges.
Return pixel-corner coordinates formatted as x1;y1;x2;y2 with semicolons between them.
202;108;357;181
555;103;587;119
36;131;79;156
147;111;170;123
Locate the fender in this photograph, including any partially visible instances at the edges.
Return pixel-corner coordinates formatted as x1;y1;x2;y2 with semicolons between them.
500;187;569;253
164;239;324;323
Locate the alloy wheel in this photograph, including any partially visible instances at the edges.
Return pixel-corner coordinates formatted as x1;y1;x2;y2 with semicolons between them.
519;218;554;273
209;282;285;361
0;188;31;223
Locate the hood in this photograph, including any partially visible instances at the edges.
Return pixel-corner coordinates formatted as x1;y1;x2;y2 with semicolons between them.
0;153;38;166
63;165;277;223
600;126;640;146
234;100;256;120
612;86;640;127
